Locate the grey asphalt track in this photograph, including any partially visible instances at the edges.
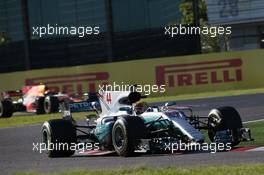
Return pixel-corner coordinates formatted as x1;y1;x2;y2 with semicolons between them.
1;93;264;174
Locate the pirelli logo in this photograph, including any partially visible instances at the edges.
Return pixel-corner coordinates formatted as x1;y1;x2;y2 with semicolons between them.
156;58;243;87
25;72;109;94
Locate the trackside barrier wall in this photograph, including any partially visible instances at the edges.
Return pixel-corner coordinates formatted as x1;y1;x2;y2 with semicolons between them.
0;49;264;97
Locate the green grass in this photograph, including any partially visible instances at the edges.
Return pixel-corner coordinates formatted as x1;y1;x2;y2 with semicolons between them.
240;121;264;147
0;112;90;128
13;164;264;175
145;87;264;103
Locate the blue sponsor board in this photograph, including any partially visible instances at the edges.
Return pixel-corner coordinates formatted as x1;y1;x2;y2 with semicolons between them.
69;101;94;112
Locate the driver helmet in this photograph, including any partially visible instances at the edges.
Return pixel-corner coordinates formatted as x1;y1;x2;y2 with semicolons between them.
134;102;149;115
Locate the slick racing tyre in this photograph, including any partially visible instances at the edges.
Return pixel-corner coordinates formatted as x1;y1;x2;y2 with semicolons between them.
41;119;76;157
44;96;59;114
36;97;45;114
208;106;243;147
0;100;13;118
112;116;147;157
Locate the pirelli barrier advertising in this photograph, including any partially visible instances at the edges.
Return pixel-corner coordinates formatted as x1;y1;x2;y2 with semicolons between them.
0;49;264;97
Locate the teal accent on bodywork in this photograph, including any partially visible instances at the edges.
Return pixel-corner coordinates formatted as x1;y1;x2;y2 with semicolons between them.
141;115;161;123
94;121;114;141
94;115;163;142
141;115;171;130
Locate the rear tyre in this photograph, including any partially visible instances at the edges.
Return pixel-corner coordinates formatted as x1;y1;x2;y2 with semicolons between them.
208;106;242;146
0;100;13;118
41;119;76;157
112;116;146;157
44;96;59;114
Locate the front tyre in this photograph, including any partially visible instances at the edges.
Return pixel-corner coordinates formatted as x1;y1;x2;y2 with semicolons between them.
41;119;76;157
112;116;147;157
112;120;134;157
36;97;45;114
44;96;59;114
208;106;242;147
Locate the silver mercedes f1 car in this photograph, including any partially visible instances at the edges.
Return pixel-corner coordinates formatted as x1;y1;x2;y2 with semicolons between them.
41;90;253;157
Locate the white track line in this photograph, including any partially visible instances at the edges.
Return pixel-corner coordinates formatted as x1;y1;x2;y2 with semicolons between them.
243;119;264;124
246;147;264;152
